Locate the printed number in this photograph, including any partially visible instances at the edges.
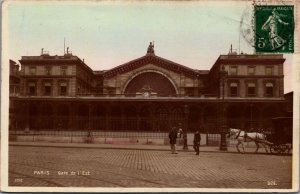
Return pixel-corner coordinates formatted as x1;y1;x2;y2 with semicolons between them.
14;178;23;183
267;180;277;185
258;38;266;48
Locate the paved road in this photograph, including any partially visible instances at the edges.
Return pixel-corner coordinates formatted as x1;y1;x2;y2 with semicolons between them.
9;146;292;189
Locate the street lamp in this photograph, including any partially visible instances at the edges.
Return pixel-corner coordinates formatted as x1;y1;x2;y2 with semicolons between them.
219;65;228;151
183;104;189;150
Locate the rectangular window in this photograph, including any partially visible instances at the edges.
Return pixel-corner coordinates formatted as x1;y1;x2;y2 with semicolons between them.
247;83;256;96
230;66;237;75
45;66;52;75
29;66;36;75
266;66;273;75
247;66;255;75
44;83;52;96
60;82;67;95
230;82;238;96
28;82;36;95
265;82;274;96
61;66;67;75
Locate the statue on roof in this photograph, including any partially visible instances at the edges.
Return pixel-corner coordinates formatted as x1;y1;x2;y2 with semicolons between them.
147;41;155;55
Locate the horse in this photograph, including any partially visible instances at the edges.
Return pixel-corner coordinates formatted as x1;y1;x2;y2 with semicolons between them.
227;128;270;153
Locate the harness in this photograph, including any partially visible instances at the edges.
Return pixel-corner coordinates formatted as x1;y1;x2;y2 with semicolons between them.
235;129;242;139
232;129;266;144
235;129;248;140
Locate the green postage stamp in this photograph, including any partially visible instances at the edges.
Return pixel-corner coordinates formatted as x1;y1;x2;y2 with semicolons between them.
255;5;294;53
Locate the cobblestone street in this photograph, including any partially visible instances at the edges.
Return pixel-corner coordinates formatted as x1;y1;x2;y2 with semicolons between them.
9;145;292;189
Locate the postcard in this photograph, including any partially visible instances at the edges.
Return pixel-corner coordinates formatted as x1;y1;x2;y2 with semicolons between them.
1;0;299;192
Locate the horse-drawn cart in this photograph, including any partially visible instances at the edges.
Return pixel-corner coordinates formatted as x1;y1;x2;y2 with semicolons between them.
228;116;292;154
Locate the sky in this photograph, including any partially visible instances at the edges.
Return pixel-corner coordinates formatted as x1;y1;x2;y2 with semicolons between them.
5;0;293;92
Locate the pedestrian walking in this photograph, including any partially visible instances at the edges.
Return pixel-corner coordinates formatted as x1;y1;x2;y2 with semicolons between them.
169;127;178;154
177;123;183;138
86;131;93;144
193;129;201;155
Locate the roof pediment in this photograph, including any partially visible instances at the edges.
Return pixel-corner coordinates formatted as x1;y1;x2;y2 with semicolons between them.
104;55;199;79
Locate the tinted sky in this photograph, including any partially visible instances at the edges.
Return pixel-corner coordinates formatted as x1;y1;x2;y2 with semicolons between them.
5;0;293;92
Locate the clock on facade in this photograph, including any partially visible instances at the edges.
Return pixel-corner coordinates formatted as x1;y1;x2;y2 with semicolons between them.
143;92;150;97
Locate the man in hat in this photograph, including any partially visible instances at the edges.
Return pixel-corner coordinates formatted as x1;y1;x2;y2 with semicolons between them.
193;129;201;155
169;127;178;154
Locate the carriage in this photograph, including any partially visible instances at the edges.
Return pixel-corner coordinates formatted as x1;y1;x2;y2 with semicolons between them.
265;117;293;155
228;117;292;154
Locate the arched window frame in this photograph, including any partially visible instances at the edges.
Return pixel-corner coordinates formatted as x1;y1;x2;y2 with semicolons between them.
245;80;257;97
264;81;275;97
229;82;239;97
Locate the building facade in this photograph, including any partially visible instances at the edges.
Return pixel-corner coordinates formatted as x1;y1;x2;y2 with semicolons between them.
10;44;288;134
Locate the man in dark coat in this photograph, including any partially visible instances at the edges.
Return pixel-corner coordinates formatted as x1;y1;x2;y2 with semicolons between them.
193;129;201;155
169;127;178;154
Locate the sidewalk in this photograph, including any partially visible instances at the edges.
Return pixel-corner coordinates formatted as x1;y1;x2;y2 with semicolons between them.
9;141;273;154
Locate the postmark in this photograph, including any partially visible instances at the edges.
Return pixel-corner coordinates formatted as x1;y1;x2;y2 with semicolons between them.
254;5;294;53
240;6;255;47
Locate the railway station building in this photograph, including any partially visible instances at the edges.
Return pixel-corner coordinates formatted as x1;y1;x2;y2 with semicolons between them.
9;43;289;135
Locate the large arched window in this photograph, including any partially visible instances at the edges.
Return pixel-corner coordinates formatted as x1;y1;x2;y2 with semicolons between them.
29;104;38;130
244;105;260;130
139;107;152;131
76;104;89;130
111;106;121;131
156;107;169;132
171;107;184;126
40;103;54;129
57;104;70;130
124;72;177;97
124;106;137;131
203;106;218;133
92;105;106;131
227;105;242;129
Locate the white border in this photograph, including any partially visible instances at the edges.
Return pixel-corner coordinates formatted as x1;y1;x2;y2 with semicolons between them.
1;0;299;192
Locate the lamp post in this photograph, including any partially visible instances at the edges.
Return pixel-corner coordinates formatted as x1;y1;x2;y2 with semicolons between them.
219;65;228;151
183;104;189;150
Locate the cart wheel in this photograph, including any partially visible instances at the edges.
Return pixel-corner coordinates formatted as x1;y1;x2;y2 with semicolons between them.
270;145;276;154
279;145;289;155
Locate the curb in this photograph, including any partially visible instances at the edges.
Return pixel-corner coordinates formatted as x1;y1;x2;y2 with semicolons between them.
8;142;268;155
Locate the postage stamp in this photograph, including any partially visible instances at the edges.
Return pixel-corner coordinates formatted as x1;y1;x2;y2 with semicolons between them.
1;0;299;193
255;5;294;53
